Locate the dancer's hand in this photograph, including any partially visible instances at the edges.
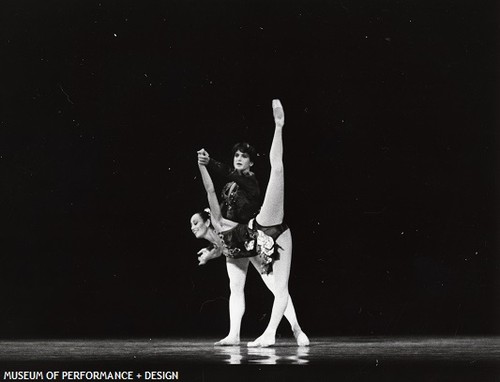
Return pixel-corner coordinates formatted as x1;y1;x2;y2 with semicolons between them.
197;248;210;265
197;148;210;166
197;247;218;265
272;99;284;128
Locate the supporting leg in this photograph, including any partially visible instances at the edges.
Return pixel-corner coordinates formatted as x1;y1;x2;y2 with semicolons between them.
251;256;310;346
215;257;249;346
247;229;293;347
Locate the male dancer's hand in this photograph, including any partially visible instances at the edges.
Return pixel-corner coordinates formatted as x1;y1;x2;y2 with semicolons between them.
197;148;210;166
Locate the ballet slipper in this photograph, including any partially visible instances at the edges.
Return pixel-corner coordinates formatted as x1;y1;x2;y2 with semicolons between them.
294;331;310;347
214;336;240;346
247;334;275;348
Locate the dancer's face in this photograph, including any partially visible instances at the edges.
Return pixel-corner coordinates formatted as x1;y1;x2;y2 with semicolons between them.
190;213;210;239
233;150;253;173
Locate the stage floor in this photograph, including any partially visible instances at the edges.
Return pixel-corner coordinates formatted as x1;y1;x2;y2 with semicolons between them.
0;337;499;381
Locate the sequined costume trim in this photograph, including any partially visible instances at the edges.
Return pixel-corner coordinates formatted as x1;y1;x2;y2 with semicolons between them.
219;219;289;274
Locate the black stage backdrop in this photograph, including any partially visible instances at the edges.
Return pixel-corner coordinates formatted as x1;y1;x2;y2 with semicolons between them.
0;0;498;339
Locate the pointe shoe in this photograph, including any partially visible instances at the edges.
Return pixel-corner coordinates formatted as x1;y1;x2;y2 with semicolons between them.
272;99;284;126
295;331;310;347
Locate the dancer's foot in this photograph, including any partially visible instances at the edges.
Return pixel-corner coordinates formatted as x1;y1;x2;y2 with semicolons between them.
247;334;275;348
272;99;284;128
293;329;310;347
214;336;240;346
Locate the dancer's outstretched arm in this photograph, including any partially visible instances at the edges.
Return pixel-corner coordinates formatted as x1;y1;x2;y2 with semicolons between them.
198;163;223;226
198;155;239;231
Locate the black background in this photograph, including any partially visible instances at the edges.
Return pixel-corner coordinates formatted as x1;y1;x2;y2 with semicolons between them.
0;0;498;339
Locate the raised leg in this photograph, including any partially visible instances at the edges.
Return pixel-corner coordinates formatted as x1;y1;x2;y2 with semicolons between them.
215;257;250;346
255;99;285;227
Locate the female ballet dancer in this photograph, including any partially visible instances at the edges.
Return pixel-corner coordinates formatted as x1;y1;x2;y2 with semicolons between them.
190;99;309;347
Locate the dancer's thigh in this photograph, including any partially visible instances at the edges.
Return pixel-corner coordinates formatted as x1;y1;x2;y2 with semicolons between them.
226;257;250;288
271;229;292;290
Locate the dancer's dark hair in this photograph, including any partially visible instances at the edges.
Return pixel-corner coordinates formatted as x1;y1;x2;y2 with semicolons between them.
231;142;256;163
